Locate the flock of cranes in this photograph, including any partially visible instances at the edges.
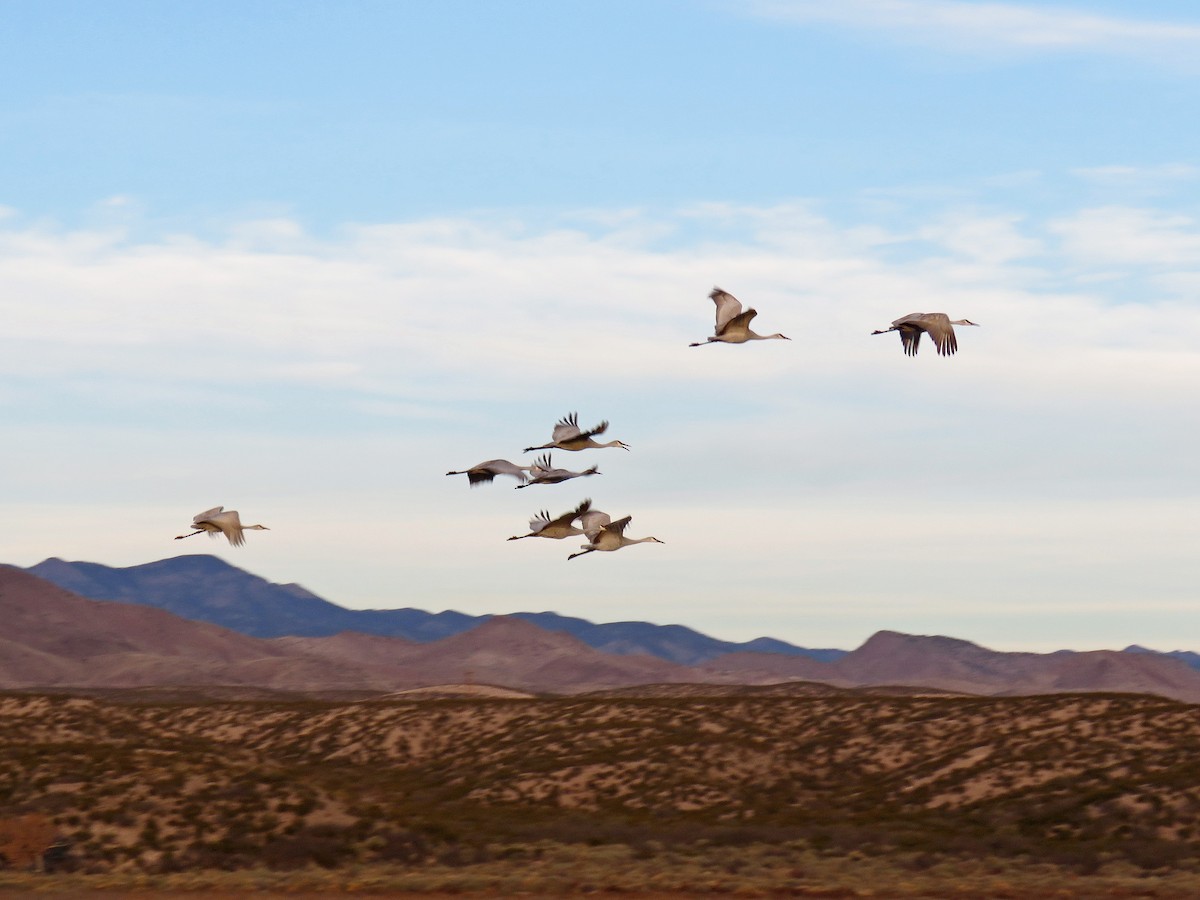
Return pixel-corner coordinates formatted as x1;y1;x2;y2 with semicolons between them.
177;287;978;553
442;287;978;561
447;411;654;561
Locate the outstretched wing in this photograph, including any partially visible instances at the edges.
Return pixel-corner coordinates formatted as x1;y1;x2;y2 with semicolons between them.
543;498;591;531
918;313;957;356
527;510;553;534
192;506;225;525
721;307;758;336
207;509;245;546
578;419;609;440
603;515;633;537
579;508;612;539
710;287;743;333
463;459;528;485
551;412;582;442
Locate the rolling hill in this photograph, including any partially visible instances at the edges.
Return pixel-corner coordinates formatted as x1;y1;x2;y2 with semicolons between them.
5;563;1200;702
24;555;840;664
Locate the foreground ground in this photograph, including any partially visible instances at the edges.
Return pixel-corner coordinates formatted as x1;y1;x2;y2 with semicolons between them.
2;845;1200;897
2;687;1199;893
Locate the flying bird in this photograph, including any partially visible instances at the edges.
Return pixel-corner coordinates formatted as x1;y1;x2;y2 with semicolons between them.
524;412;629;452
515;453;601;488
175;507;269;547
445;459;532;487
872;312;980;357
507;499;597;541
689;287;790;347
568;514;664;560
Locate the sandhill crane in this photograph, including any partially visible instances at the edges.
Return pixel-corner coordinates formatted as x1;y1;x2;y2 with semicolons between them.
568;514;664;560
524;412;629;452
872;312;979;357
445;459;531;487
175;507;269;547
507;499;597;541
689;287;790;347
515;453;601;489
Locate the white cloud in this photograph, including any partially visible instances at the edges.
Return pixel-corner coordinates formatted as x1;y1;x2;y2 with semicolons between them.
2;200;1198;414
917;212;1043;264
1049;205;1200;267
3;199;1200;649
742;0;1200;59
1072;163;1199;187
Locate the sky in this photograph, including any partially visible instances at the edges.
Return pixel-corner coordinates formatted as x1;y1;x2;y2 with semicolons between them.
2;0;1199;654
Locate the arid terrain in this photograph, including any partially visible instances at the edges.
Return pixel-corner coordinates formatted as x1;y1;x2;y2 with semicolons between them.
2;687;1200;896
6;564;1200;702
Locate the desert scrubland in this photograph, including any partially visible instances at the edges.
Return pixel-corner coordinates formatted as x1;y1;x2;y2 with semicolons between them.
1;687;1200;895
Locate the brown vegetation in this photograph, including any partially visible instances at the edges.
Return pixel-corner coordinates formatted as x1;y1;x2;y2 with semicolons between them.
2;688;1200;893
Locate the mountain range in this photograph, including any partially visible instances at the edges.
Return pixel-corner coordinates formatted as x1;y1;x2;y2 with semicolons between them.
24;555;844;664
4;558;1200;702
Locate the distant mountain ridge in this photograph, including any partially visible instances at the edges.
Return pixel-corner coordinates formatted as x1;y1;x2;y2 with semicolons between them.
20;556;1198;677
24;556;842;666
0;565;703;693
6;564;1200;702
1125;644;1200;672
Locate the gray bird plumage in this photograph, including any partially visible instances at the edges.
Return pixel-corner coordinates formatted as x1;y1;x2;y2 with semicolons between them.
872;312;979;357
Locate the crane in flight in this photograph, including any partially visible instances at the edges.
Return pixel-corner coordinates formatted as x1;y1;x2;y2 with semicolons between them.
689;287;790;347
524;412;629;452
568;513;664;560
445;459;532;487
872;312;979;357
175;507;269;547
515;453;600;488
507;499;598;541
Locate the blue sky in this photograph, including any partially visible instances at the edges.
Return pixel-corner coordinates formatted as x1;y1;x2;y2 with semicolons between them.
2;1;1199;653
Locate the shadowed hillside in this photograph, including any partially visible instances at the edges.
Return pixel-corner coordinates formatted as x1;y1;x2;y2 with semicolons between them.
699;630;1200;703
24;556;833;663
0;566;713;694
7;565;1200;702
24;556;478;641
2;691;1199;880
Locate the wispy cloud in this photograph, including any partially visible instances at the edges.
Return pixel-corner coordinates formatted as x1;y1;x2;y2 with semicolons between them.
1049;205;1200;267
742;0;1200;59
1069;164;1200;199
3;199;1199;645
2;201;1197;400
